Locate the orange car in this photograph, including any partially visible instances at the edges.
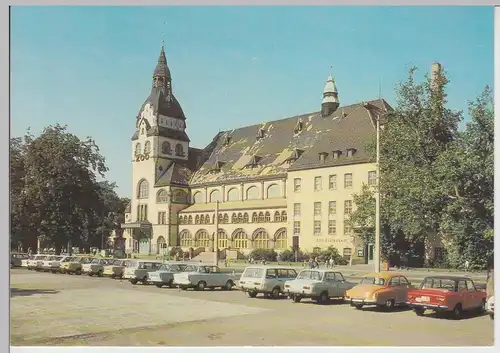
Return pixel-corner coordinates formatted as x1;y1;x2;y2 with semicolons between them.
345;272;412;310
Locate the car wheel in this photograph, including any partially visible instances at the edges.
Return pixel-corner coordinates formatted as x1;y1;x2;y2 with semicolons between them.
354;304;363;310
110;274;116;279
318;291;329;304
196;281;207;291
168;280;175;288
88;273;94;276
155;284;163;288
130;278;138;285
292;295;302;303
478;299;486;314
98;271;104;277
224;280;234;291
414;308;425;316
271;287;281;299
451;304;462;320
141;276;148;285
385;299;395;310
247;291;258;298
75;270;82;275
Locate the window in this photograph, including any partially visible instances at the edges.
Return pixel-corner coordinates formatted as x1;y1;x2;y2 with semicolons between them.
137;179;149;199
266;269;277;279
135;143;141;156
193;192;204;204
180;231;192;247
188;215;192;224
144;141;151;155
281;211;287;222
344;200;353;215
231;213;237;223
314;202;322;216
293;203;301;217
217;230;228;249
209;190;221;203
293;221;301;235
267;184;281;199
237;213;243;223
466;280;476;292
314;221;321;234
252;213;258;223
161;141;171;154
223;214;229;224
258;212;265;223
246;186;259;200
329;175;337;190
399;276;409;287
175;143;184;157
275;230;287;249
264;212;271;222
253;230;270;249
227;188;239;201
294;178;301;192
195;215;200;224
200;215;205;224
278;269;296;278
344;223;352;235
328;220;336;235
344;173;353;188
368;171;377;186
274;211;281;222
243;213;249;223
314;176;322;191
328;201;337;215
157;189;169;203
157;212;166;225
233;230;248;249
389;276;400;286
195;230;211;248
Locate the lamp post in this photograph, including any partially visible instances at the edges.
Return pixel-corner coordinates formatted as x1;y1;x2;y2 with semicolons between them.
374;115;381;273
214;200;219;266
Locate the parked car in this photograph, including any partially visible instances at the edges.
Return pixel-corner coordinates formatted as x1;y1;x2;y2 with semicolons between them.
284;269;356;303
41;255;67;272
173;264;239;291
148;262;189;288
11;253;29;268
238;265;297;299
27;255;46;270
103;259;130;278
123;260;163;285
486;269;494;320
82;258;110;277
60;256;91;275
33;255;49;271
486;296;494;320
345;272;411;310
407;276;487;319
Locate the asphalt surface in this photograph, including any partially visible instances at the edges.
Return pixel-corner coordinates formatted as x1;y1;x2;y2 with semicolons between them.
10;268;494;346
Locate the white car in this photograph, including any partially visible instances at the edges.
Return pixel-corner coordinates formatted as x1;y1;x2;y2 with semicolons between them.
486;296;494;320
284;269;356;303
148;262;189;288
82;258;110;277
41;255;68;272
27;255;48;270
238;265;298;299
123;260;163;285
173;264;239;291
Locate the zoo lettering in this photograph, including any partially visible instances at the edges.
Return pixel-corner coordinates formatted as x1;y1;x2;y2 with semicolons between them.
136;153;150;162
315;238;348;243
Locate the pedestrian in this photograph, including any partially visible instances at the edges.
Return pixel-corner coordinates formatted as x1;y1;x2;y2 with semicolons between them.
329;257;335;268
464;260;470;272
308;258;313;269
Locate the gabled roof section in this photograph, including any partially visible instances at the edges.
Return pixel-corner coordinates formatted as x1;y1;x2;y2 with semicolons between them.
189;98;392;185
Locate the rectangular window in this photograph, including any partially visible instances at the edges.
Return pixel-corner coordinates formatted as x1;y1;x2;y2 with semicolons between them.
293;203;301;217
314;176;322;191
314;202;322;216
158;211;166;225
293;221;301;235
328;220;336;235
368;171;377;186
344;200;353;215
294;178;301;192
328;201;337;215
344;173;353;188
329;174;337;190
314;221;321;234
344;223;352;235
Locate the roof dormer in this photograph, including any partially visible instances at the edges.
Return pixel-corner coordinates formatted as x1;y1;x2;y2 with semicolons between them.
332;150;342;159
223;135;232;146
244;155;262;169
256;128;265;139
211;158;225;172
346;148;357;157
294;118;303;134
318;152;329;161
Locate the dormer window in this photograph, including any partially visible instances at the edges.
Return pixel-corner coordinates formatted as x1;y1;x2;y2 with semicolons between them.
346;148;357;157
294;119;303;134
332;150;342;159
223;135;232;146
284;148;304;164
256;128;265;139
244;155;262;169
212;158;225;172
318;152;328;161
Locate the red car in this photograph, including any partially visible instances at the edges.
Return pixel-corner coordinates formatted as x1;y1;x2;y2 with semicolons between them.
407;276;486;319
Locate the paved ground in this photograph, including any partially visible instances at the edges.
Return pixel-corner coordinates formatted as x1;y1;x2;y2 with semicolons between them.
10;269;494;346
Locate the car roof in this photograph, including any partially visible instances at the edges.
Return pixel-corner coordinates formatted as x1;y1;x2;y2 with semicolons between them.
422;275;473;281
362;272;405;279
244;265;297;270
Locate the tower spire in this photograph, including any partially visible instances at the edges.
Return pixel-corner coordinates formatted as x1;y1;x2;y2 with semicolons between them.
321;69;339;117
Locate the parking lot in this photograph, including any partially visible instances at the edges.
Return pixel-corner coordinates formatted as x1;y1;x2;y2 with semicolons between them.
10;269;494;346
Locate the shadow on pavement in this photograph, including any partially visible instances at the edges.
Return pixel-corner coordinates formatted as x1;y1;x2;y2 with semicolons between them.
10;288;59;297
358;305;412;313
420;309;489;321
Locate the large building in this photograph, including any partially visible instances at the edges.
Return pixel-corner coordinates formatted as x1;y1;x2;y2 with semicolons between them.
121;43;392;265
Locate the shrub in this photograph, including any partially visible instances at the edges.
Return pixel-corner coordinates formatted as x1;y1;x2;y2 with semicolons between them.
316;246;348;265
249;248;277;262
279;248;309;262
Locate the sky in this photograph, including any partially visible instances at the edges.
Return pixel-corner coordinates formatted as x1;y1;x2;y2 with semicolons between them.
10;6;494;198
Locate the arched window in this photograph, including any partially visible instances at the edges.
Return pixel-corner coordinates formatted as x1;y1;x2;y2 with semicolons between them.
231;213;237;223
209;189;221;203
157;189;168;203
200;215;205;224
217;229;228;249
137;179;149;199
175;143;184;156
144;141;151;155
246;186;259;200
193;192;204;204
274;211;281;222
156;236;166;254
233;230;248;249
218;214;223;223
223;214;229;224
266;184;281;199
237;213;243;223
135;143;141;156
253;229;270;249
180;230;193;247
205;214;210;224
195;215;200;224
281;211;287;222
179;216;184;225
258;212;265;223
188;215;193;224
274;229;287;249
243;213;249;223
264;212;271;222
162;141;171;154
195;230;211;248
172;190;188;204
227;188;239;201
252;213;258;223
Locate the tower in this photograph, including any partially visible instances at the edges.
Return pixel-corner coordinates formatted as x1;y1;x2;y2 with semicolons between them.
321;73;340;117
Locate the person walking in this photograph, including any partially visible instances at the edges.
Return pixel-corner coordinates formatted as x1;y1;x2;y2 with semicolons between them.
464;260;470;272
329;257;335;268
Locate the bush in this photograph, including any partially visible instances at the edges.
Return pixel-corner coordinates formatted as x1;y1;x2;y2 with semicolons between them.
279;249;309;262
169;246;184;259
316;246;348;265
249;248;277;262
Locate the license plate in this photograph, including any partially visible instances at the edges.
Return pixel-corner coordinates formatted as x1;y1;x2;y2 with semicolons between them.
416;296;430;302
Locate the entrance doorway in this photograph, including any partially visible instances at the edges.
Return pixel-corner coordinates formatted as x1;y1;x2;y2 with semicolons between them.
367;244;374;264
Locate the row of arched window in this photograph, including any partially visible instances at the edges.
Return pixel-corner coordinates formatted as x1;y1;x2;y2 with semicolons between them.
178;211;287;225
179;228;288;250
134;141;185;157
192;183;282;204
136;180;188;204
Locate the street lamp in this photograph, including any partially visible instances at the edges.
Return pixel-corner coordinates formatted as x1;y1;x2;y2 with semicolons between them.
374;114;381;273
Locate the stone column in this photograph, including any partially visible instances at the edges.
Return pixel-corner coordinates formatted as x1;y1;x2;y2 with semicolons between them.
282;179;287;198
204;187;208;203
240;183;244;201
221;185;226;202
261;181;265;200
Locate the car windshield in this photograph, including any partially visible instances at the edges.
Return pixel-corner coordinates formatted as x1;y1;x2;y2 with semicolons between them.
420;278;456;292
55;256;64;261
90;258;101;264
111;260;123;266
184;265;199;272
159;264;171;271
297;270;323;281
242;268;265;278
81;258;93;264
360;277;386;286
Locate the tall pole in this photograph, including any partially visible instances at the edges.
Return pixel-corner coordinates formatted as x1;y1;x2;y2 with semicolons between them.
374;115;381;273
214;200;219;266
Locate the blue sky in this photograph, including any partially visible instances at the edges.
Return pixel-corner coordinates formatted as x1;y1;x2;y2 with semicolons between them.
10;6;493;198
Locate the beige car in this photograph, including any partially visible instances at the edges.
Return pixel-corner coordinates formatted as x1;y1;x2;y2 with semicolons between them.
238;265;298;299
103;259;130;278
82;258;110;277
123;260;163;285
